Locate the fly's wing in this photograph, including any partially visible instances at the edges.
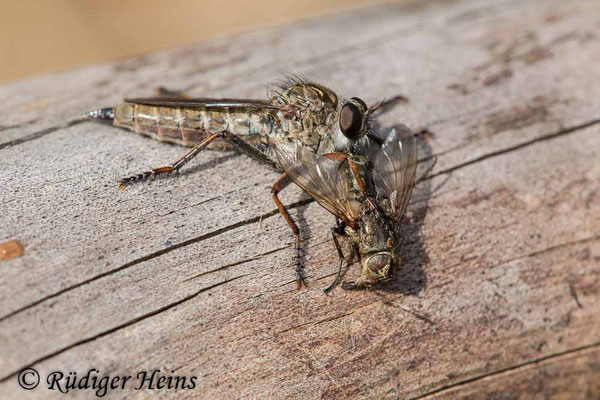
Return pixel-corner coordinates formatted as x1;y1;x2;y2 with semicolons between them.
372;125;417;219
124;97;281;111
274;143;362;224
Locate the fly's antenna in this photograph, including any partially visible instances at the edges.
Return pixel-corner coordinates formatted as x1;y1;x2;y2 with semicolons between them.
81;107;115;124
368;98;385;114
371;95;409;117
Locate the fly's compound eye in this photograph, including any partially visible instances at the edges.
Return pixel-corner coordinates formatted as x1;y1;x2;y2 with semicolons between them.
367;253;391;273
339;97;367;140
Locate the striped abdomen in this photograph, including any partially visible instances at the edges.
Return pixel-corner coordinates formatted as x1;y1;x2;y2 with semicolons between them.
113;103;276;150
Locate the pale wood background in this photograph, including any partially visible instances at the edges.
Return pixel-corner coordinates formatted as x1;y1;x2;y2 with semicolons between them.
1;0;599;398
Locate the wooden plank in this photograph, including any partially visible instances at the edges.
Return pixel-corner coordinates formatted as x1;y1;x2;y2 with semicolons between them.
3;0;600;322
1;0;599;398
1;124;598;399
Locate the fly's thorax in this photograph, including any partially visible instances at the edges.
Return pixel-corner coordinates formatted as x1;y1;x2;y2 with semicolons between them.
354;212;394;256
269;82;339;152
272;82;338;112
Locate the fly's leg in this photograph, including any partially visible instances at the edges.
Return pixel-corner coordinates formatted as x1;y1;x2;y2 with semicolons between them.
117;132;221;189
271;173;306;289
341;250;363;290
324;223;348;293
323;153;368;196
117;130;277;189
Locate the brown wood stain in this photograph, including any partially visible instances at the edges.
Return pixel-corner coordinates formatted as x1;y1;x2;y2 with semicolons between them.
0;240;24;261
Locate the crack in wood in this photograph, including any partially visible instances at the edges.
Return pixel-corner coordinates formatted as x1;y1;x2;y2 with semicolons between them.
0;274;245;383
180;245;289;283
410;340;600;399
485;235;600;272
0;199;314;323
0;119;83;150
425;118;600;181
378;298;435;326
276;312;355;335
1;118;597;329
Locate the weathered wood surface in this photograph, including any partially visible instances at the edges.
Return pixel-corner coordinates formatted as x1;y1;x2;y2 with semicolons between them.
1;0;599;398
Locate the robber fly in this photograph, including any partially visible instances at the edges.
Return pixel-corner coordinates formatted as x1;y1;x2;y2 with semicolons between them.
83;76;389;288
275;124;417;291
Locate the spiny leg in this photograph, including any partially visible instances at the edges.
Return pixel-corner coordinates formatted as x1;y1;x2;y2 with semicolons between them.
117;130;278;189
117;132;221;189
271;172;306;289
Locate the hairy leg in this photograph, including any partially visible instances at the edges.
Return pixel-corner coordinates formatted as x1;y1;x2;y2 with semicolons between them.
271;173;307;288
117;130;277;189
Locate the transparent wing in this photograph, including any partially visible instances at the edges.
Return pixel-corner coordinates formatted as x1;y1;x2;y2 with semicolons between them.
124;97;281;111
274;143;362;224
372;125;417;219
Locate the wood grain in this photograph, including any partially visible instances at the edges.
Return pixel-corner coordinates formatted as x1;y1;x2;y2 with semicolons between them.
1;0;599;398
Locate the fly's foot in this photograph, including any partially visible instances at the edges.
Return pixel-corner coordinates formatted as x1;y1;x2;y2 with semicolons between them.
116;166;176;190
116;173;153;190
341;280;372;290
295;267;307;290
323;273;341;293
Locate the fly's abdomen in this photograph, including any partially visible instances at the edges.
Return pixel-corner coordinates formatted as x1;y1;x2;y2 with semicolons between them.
113;104;272;149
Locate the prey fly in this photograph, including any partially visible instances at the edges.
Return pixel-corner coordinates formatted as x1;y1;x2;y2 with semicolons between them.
275;125;417;291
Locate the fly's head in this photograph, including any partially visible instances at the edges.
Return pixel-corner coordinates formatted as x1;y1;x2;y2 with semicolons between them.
342;250;395;290
339;98;378;141
337;97;382;154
